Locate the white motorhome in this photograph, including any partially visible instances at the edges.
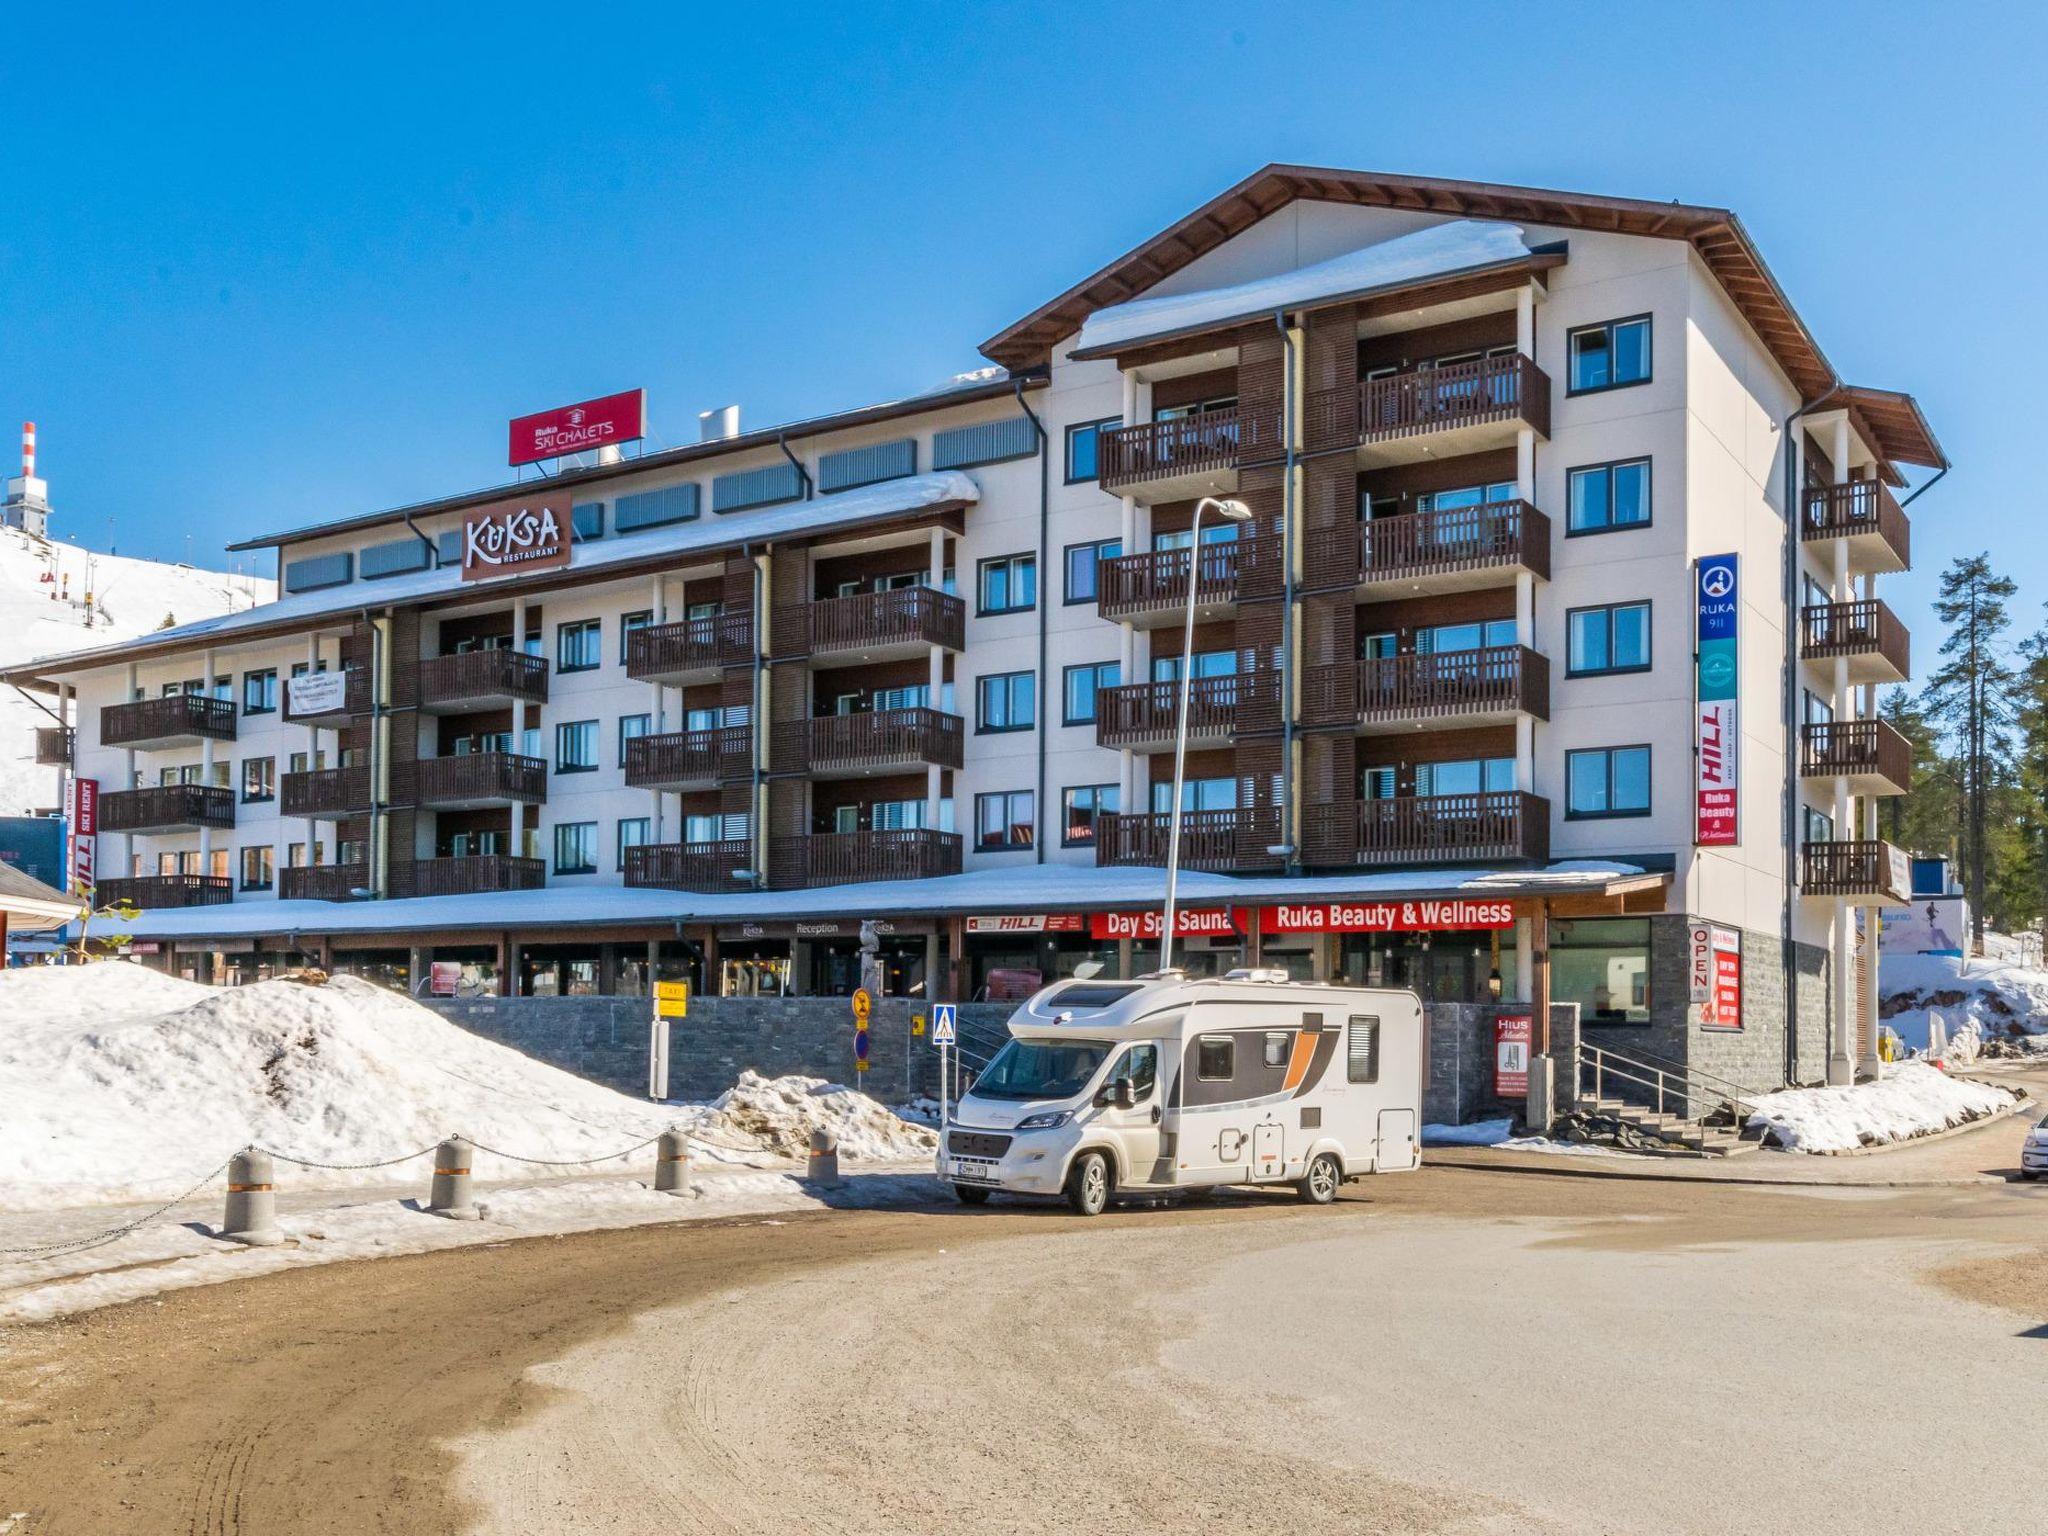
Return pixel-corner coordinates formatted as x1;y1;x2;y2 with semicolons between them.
939;970;1424;1215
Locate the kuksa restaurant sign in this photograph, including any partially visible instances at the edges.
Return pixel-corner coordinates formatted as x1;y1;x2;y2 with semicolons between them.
460;493;574;582
508;389;646;467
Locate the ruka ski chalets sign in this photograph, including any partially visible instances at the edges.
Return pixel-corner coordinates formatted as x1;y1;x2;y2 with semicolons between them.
459;493;573;582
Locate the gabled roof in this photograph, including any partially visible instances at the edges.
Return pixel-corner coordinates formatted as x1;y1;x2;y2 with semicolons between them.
1833;385;1947;472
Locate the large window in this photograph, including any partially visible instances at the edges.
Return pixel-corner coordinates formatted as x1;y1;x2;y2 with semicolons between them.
1553;917;1651;1025
557;619;602;673
1062;661;1119;726
1567;316;1652;393
555;719;599;773
1151;649;1237;684
1150;777;1237;814
241;756;276;803
975;790;1035;851
1566;745;1652;819
239;845;274;892
1567;602;1652;677
1415;758;1514;797
241;668;277;715
1061;784;1118;847
553;821;598;875
1064;538;1120;605
616;817;651;870
1065;417;1120;483
977;670;1035;733
1567;458;1651;534
977;553;1037;615
1418;619;1516;655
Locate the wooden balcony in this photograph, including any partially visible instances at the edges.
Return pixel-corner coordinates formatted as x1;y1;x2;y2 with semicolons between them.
1094;807;1285;874
282;667;371;726
100;693;236;750
1801;839;1910;903
788;586;965;666
1802;481;1909;574
1303;792;1549;869
1304;646;1549;731
398;855;546;898
34;726;72;766
1094;672;1279;750
1094;538;1273;626
1800;719;1911;797
1346;355;1550;464
414;751;548;809
1097;406;1282;498
772;708;964;779
624;726;752;791
94;874;233;910
280;862;369;901
1343;501;1551;594
98;783;236;835
1799;600;1909;685
624;612;754;685
417;649;550;714
624;839;755;893
770;827;963;889
280;765;372;820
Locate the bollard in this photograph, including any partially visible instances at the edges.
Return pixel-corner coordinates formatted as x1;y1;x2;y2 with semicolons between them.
653;1128;692;1195
428;1135;481;1220
222;1148;284;1247
806;1128;841;1188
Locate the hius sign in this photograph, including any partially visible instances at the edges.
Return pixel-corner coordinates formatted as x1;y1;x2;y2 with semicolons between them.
1695;553;1740;846
460;495;572;582
508;389;646;467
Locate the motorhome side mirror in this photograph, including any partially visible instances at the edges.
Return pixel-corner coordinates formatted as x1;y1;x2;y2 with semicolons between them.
1114;1080;1136;1110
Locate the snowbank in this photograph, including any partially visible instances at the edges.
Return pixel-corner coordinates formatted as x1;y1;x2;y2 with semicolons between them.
697;1070;936;1161
1422;1118;1514;1147
1881;951;2048;1054
1744;1063;2016;1153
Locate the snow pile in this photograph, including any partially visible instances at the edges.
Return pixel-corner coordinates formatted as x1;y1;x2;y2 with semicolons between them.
696;1070;937;1161
1744;1063;2016;1153
1881;951;2048;1054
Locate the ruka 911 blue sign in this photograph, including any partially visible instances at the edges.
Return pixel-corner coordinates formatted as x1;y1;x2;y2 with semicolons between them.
1695;554;1739;846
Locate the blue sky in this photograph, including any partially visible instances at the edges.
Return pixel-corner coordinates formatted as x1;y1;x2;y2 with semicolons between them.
2;2;2041;646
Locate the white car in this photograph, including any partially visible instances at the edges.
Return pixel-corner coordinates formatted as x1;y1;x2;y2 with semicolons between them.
2022;1120;2048;1181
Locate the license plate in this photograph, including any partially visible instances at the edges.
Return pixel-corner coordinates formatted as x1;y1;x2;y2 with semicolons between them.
947;1158;996;1183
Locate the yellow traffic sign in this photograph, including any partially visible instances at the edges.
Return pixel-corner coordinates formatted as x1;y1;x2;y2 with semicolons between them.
655;980;689;1019
851;987;872;1024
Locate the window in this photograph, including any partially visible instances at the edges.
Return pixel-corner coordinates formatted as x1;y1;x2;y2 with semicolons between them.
1567;602;1652;677
1566;745;1652;819
1065;417;1120;483
1417;619;1515;655
1061;784;1118;847
239;845;274;892
683;812;728;844
1803;806;1835;844
555;720;599;773
1553;918;1651;1025
1415;758;1514;797
241;669;277;715
1262;1032;1290;1068
1062;661;1120;725
1151;777;1236;814
1567;458;1651;534
1152;521;1240;552
872;799;928;831
1113;1043;1158;1098
1064;538;1121;604
616;817;651;870
1567;315;1652;393
871;684;929;712
553;821;598;875
1347;1017;1381;1083
977;670;1035;733
1803;689;1834;728
618;713;651;764
1150;649;1237;684
240;756;276;803
557;619;602;673
977;553;1037;615
288;750;326;773
975;790;1035;851
620;610;653;663
1196;1036;1234;1081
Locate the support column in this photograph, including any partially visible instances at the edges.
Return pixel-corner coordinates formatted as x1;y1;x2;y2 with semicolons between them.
511;603;528;861
408;945;427;996
923;930;940;1003
198;649;218;876
1513;916;1534;1004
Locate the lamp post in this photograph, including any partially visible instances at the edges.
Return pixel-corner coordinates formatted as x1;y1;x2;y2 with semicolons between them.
1159;495;1255;974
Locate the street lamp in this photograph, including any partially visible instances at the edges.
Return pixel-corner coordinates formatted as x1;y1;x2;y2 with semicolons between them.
1158;495;1255;975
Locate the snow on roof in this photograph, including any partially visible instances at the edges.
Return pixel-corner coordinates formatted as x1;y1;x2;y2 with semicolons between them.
1074;220;1536;356
80;860;1652;943
18;472;979;678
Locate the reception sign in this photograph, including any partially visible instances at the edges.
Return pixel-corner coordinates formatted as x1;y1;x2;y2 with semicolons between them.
1696;554;1739;846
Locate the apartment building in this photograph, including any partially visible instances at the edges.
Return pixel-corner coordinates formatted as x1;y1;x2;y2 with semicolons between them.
9;167;1942;1089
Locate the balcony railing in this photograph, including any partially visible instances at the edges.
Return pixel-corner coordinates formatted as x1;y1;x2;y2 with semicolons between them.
280;862;369;901
1351;501;1551;587
1800;719;1911;793
414;751;548;807
100;693;236;750
624;726;753;789
34;726;73;766
1801;839;1910;902
417;649;550;712
94;874;233;910
624;612;754;682
1304;646;1549;728
1097;406;1282;493
1094;807;1284;873
1303;792;1549;868
282;667;371;725
280;765;372;819
399;855;546;898
1094;538;1267;622
771;827;963;889
1095;672;1279;749
793;586;965;659
1799;600;1909;682
98;783;236;834
1802;481;1909;571
624;839;755;893
1355;355;1550;446
773;708;964;776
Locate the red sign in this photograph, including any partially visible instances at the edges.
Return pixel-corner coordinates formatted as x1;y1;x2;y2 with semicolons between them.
965;914;1087;934
459;493;573;582
1702;926;1743;1030
1088;908;1244;942
508;389;646;467
67;777;98;896
1696;700;1739;846
1260;899;1516;934
1495;1013;1532;1096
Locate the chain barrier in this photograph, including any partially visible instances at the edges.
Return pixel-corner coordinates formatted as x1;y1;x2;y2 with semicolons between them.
0;1152;240;1259
260;1143;443;1172
461;1128;674;1168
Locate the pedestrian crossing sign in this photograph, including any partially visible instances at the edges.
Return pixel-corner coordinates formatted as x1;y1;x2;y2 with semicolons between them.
932;1003;956;1045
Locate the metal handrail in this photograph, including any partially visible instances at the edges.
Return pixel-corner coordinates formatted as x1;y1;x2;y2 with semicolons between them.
1591;1040;1765;1105
1577;1043;1768;1124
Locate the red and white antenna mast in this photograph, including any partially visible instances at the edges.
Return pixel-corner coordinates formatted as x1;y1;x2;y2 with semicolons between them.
21;421;34;479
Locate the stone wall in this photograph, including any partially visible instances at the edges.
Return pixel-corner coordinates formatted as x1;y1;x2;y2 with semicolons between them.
1425;1002;1579;1128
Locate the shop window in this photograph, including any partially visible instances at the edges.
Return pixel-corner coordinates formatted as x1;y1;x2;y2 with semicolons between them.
1552;917;1651;1025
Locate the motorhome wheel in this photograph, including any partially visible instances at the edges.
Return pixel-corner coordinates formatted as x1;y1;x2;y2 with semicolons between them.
953;1183;991;1205
1066;1152;1111;1216
1299;1153;1342;1205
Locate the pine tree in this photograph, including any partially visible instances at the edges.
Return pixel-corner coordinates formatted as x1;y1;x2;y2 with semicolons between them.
1879;686;1958;858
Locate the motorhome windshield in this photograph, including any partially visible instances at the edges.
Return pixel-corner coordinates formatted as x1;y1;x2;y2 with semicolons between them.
969;1038;1112;1101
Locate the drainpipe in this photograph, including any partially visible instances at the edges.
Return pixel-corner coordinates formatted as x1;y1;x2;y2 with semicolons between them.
1014;380;1051;865
776;434;813;501
1898;461;1949;510
1275;311;1300;874
402;509;439;568
363;607;388;898
744;543;768;888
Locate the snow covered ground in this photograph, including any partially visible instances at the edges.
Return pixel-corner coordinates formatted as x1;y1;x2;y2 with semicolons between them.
1744;1063;2017;1153
1881;950;2048;1055
0;527;269;813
